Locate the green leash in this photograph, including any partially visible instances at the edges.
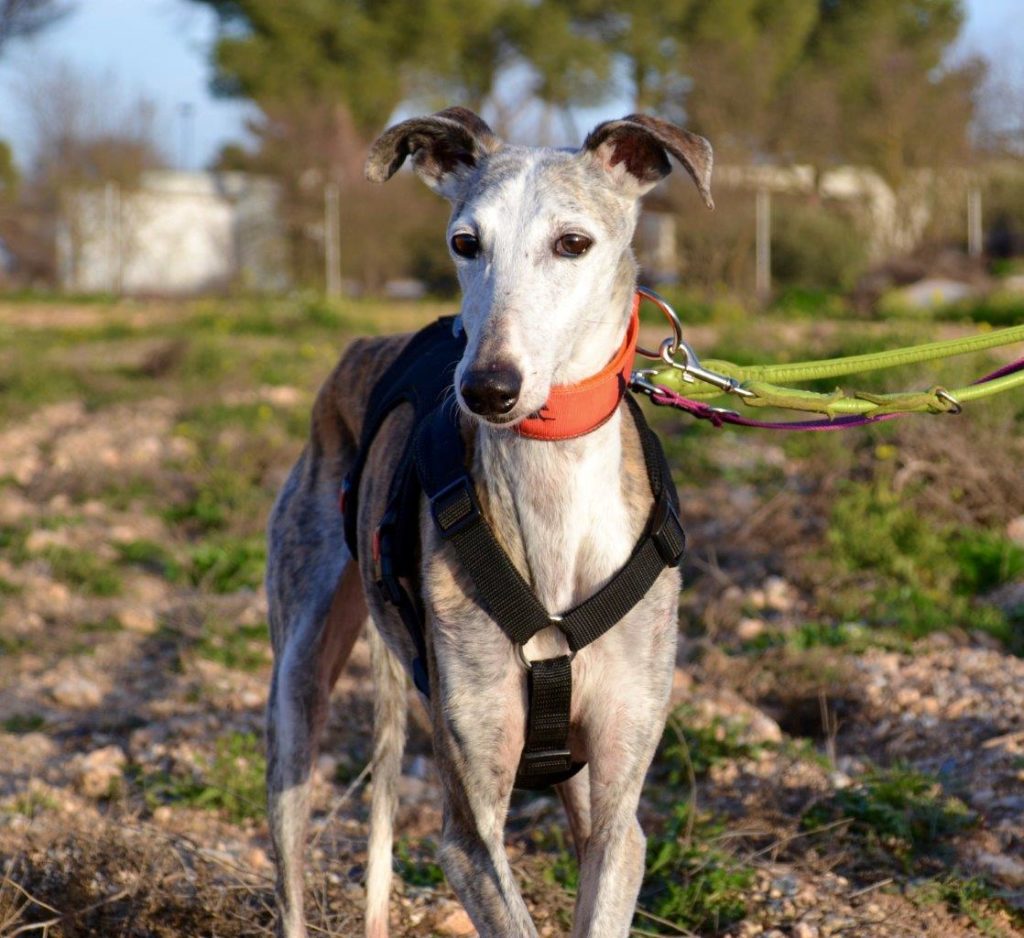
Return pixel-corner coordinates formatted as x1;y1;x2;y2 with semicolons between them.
636;288;1024;421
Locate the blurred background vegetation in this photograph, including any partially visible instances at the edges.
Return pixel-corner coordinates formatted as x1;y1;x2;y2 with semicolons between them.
0;0;1021;310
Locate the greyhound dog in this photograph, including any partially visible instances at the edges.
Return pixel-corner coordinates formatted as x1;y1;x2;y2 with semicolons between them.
265;108;713;938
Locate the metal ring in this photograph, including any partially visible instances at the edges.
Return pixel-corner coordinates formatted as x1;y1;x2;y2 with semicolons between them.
935;388;963;415
635;286;684;359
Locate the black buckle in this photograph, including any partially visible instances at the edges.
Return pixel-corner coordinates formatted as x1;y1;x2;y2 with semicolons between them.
430;476;480;538
650;493;686;567
518;748;574;777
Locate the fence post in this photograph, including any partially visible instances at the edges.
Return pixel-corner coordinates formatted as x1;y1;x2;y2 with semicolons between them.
755;187;771;300
967;186;983;259
104;181;122;295
324;182;342;298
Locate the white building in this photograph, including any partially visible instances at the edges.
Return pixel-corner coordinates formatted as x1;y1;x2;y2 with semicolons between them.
58;170;289;295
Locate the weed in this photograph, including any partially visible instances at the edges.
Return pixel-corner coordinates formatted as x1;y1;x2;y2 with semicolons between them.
912;875;1024;937
741;621;915;655
825;480;1022;645
532;826;579;891
803;764;973;862
0;574;21;595
80;616;124;634
188;537;265;593
116;539;183;581
0;634;29;655
2;713;46;734
196;619;270;671
137;731;266;824
661;705;765;781
639;802;754;933
7;787;58;818
394;837;446;888
42;546;123;597
0;524;29;564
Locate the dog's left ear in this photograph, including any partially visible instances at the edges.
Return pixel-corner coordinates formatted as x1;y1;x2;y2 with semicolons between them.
583;114;714;208
365;106;501;198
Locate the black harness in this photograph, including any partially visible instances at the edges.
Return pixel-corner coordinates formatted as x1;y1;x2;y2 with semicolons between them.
342;317;686;790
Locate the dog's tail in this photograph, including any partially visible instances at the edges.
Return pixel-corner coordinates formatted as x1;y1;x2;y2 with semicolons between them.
365;626;408;938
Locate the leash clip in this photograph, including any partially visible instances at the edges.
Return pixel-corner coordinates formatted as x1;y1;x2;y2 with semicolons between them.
634;286;754;399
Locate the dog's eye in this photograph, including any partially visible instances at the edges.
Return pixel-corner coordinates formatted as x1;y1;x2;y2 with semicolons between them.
554;233;592;258
451;233;480;258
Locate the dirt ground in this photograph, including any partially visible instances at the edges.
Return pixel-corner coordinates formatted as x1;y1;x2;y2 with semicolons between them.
0;298;1022;937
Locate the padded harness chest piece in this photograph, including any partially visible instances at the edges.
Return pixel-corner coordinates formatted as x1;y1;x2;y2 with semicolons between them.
341;317;685;790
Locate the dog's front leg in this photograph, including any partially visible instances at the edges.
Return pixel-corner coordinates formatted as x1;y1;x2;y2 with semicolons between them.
570;609;678;937
428;619;537;938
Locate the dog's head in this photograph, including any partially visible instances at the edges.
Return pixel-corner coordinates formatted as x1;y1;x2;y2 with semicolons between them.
366;108;713;428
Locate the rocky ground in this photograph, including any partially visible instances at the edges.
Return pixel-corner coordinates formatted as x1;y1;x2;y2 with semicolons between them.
0;298;1022;937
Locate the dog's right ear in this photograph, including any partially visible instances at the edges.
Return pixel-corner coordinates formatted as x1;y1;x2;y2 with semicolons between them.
365;107;500;198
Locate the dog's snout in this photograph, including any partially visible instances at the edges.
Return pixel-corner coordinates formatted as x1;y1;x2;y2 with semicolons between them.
460;363;523;418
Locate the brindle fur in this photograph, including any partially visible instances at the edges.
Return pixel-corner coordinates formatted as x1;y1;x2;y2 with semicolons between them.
266;108;713;938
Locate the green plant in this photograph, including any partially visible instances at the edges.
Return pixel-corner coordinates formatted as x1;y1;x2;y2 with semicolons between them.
803;765;973;862
42;546;123;597
117;539;183;581
639;802;754;933
7;787;59;818
3;713;46;734
771;201;868;292
138;731;266;824
661;706;765;781
394;837;446;887
912;875;1024;937
825;481;1021;645
188;537;265;593
196;619;270;671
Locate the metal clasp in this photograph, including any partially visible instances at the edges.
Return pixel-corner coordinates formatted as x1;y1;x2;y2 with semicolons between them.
634;286;754;399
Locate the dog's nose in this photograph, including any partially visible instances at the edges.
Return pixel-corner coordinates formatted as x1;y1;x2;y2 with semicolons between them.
460;364;523;417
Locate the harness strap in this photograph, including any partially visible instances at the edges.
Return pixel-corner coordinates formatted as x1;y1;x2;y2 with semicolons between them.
414;394;685;789
517;655;577;789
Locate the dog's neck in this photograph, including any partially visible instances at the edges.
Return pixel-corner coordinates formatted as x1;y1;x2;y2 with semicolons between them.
471;291;643;631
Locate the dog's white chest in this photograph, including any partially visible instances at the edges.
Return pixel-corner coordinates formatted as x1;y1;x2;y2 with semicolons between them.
478;415;634;616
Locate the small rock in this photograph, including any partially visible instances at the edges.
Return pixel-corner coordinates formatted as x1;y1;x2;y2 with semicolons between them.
244;846;270;871
153;806;173;824
793;923;820;938
52;675;103;708
74;744;127;798
1008;515;1024;544
119;607;158;634
737;617;766;641
734;923;763;937
975;851;1024;887
435;906;476;936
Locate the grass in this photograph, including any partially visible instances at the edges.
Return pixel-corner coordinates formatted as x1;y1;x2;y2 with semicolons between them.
394;838;446;888
42;546;123;597
187;537;265;593
195;618;270;671
823;478;1024;648
803;764;974;865
136;731;266;824
911;875;1024;938
639;802;755;934
660;705;767;781
2;713;46;734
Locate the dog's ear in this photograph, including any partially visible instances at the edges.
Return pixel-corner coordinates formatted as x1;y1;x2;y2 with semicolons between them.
365;107;500;197
583;114;714;208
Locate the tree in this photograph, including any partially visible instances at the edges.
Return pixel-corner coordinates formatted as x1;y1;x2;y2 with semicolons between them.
0;0;71;50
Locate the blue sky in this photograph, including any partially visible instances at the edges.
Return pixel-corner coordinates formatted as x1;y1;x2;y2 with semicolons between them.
0;0;1018;171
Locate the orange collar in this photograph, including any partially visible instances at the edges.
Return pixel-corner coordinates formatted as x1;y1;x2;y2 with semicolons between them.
515;294;640;441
